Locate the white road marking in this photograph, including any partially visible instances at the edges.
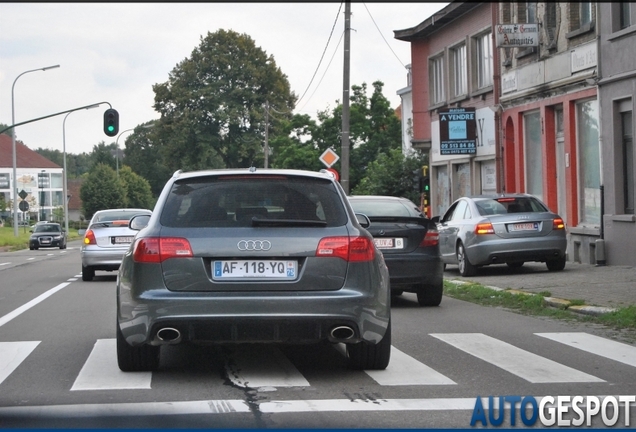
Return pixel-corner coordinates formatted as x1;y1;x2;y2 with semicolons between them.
0;341;40;385
536;332;636;368
26;258;35;261
430;333;605;383
71;339;151;390
365;347;456;385
0;282;70;328
0;262;11;266
226;345;310;389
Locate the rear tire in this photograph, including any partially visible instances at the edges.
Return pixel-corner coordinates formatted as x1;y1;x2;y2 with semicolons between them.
82;265;95;281
546;256;566;271
347;319;391;370
416;282;443;306
457;242;476;277
116;323;160;372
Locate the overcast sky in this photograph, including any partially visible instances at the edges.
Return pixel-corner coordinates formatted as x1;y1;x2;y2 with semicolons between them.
1;2;448;156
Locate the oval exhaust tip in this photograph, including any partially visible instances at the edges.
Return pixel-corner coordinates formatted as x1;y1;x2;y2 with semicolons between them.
157;327;181;342
330;326;355;340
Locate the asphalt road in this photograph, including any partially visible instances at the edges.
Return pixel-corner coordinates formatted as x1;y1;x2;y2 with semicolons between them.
0;241;634;428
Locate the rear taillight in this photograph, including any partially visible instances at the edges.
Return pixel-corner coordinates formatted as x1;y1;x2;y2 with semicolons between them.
133;237;193;263
316;236;375;262
553;218;565;230
420;231;439;247
83;229;96;245
475;222;495;235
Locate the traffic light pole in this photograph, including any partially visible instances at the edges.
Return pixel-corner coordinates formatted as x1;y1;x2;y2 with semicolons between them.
1;101;112;236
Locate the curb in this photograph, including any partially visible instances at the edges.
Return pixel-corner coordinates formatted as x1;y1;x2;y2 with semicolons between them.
445;279;617;316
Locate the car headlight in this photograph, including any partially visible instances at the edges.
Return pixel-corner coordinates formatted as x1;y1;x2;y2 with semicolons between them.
53;235;61;240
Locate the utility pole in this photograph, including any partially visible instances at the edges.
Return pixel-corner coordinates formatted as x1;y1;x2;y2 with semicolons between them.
341;1;351;194
264;100;269;168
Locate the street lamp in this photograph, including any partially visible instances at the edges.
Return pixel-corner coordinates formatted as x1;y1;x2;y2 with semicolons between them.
11;64;60;236
115;123;156;177
62;104;100;234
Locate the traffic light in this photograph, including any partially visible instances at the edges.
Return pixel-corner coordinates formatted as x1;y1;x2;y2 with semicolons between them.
103;108;119;137
412;169;422;192
422;176;430;193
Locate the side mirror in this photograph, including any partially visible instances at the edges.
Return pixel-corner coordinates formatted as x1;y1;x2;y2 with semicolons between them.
129;214;151;231
78;229;86;236
355;213;370;228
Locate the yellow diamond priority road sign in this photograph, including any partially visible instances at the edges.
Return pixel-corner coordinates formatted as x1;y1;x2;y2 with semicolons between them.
319;148;339;168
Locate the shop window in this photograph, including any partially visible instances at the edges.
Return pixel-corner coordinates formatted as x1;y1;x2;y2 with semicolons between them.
452;163;471;200
576;99;601;225
524;111;543;202
434;165;450;217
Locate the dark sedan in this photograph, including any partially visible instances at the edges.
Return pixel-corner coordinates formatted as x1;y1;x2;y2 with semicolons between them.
434;193;567;276
29;223;67;250
348;195;444;306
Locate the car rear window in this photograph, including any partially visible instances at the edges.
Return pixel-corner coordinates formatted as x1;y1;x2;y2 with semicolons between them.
475;197;548;216
91;211;150;227
349;200;421;218
160;175;348;228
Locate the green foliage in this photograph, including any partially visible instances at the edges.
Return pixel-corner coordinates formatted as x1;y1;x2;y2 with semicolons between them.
0;124;14;138
352;148;427;203
79;164;126;219
118;166;155;210
152;29;296;171
122;122;172;196
91;142;117;170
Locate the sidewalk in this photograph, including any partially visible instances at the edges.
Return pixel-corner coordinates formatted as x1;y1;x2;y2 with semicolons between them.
443;261;636;315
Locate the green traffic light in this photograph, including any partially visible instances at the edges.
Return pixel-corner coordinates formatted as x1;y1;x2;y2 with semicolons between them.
108;125;115;132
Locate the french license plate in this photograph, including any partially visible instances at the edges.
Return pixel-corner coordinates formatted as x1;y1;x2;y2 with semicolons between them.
113;236;134;244
213;260;297;280
511;223;539;231
373;238;404;250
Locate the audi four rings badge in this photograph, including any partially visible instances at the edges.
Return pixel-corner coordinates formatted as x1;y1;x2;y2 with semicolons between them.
237;240;272;251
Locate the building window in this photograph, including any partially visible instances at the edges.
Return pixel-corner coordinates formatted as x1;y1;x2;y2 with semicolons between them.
580;2;592;26
577;99;601;225
475;32;493;89
545;2;558;48
524;111;543;202
621;109;634;214
620;3;632;30
451;44;467;97
430;56;445;105
526;1;537;23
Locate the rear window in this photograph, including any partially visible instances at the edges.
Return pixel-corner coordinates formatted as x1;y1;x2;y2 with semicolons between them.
349;199;422;218
475;197;548;216
91;211;150;227
160;175;348;227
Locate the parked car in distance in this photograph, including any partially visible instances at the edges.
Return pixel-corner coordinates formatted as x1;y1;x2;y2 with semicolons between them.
29;222;67;250
116;168;391;372
434;193;567;276
348;195;444;306
80;208;152;281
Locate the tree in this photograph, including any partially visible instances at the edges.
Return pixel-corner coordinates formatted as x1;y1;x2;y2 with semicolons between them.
352;148;427;204
152;29;296;172
309;81;402;191
90;142;118;170
0;124;14;138
269;114;323;171
122;122;172;197
118;166;155;210
79;164;126;219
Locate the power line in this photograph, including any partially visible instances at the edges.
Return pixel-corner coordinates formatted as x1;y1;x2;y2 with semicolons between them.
363;2;405;69
295;2;343;109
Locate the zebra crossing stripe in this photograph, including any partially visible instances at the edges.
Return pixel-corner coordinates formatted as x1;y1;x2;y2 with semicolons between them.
535;332;636;368
365;347;456;385
0;341;40;385
71;339;151;390
430;333;605;383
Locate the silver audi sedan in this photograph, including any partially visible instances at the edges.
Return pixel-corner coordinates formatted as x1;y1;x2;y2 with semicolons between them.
433;193;567;276
116;168;391;372
80;208;152;281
